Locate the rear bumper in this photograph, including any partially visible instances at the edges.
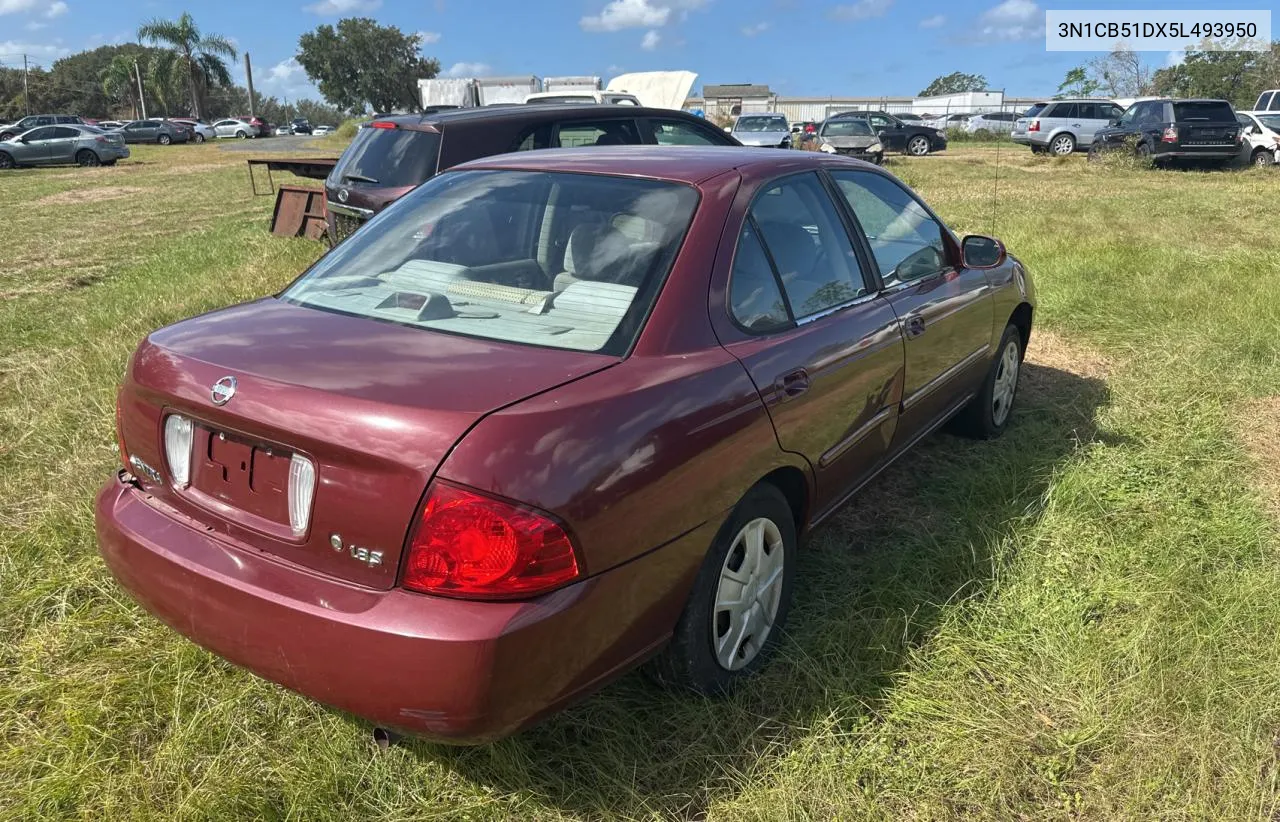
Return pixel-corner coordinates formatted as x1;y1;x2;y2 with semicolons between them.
1158;147;1238;160
95;473;712;743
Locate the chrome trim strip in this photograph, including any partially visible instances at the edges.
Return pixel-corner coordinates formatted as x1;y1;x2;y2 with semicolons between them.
819;406;893;468
794;291;879;325
326;201;373;219
901;344;990;412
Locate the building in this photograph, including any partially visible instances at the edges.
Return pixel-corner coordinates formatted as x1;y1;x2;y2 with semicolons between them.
688;88;1042;122
699;84;777;118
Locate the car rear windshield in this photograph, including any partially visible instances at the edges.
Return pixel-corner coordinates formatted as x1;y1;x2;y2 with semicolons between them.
329;125;442;189
283;170;700;356
821;120;873;136
1174;101;1235;122
1022;104;1047;117
735;116;788;132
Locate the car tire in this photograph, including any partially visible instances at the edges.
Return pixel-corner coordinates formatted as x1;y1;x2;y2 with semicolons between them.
236;130;247;139
102;159;117;166
1049;133;1076;155
158;134;171;146
907;135;931;156
194;133;205;144
76;149;100;167
872;152;884;165
1252;147;1274;166
650;482;797;695
951;325;1023;440
0;150;14;170
1030;145;1047;154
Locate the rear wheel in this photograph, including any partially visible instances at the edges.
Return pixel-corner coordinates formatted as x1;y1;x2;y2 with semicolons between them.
951;325;1023;439
0;151;14;170
157;134;171;146
1030;145;1047;154
907;135;931;156
1049;133;1076;155
1252;147;1274;166
76;149;100;167
651;483;797;694
235;130;247;139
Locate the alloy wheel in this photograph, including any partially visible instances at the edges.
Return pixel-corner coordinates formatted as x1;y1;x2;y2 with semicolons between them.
1051;135;1074;155
712;517;785;671
0;152;13;170
78;151;100;167
907;136;930;156
991;340;1020;426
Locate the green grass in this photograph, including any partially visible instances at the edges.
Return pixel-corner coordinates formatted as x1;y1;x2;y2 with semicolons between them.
2;143;1280;820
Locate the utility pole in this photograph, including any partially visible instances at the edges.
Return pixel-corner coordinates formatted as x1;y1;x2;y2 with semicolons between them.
23;54;30;116
134;59;147;119
244;52;256;118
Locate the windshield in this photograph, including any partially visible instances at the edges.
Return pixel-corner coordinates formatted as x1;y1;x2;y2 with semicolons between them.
735;116;788;132
821;120;873;137
285;170;699;355
1173;101;1235;122
328;126;442;188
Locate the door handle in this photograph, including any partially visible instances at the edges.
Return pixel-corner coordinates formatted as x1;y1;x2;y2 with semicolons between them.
905;315;926;338
775;368;810;401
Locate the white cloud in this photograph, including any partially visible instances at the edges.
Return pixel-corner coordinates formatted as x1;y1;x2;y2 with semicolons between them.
741;21;770;37
829;0;893;22
24;19;44;29
581;0;669;33
0;0;39;14
976;0;1042;42
416;30;441;44
45;0;65;18
443;61;491;77
640;29;660;50
0;38;69;65
919;14;945;29
304;0;381;15
256;57;318;100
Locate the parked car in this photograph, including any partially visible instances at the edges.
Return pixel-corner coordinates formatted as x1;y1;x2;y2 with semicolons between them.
212;118;258;139
1236;111;1280;165
1089;98;1241;167
0;113;84;142
97;120;126;131
827;111;947;156
927;113;973;130
894;113;925;123
0;123;129;169
731;113;792;148
167;118;216;143
274;125;292;136
323;104;739;242
237;115;271;137
814;117;884;163
97;145;1034;744
114;119;191;145
1253;90;1280;112
313;125;334;136
964;112;1019;135
1011;99;1126;155
290;118;313;135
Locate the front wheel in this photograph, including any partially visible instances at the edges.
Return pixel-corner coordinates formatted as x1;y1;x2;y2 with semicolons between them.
651;483;797;694
951;325;1023;439
907;135;931;156
76;149;100;167
157;134;171;146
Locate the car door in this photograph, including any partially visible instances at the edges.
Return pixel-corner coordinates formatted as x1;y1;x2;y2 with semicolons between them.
12;125;57;164
46;126;81;163
867;114;905;150
828;169;994;443
552;117;642;148
1097;102;1140;151
715;171;905;514
1074;102;1105;145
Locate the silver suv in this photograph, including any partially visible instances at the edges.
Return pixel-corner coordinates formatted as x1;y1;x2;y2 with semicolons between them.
1011;99;1126;155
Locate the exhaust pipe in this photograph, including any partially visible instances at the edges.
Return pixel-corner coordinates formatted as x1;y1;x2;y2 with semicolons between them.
372;727;400;750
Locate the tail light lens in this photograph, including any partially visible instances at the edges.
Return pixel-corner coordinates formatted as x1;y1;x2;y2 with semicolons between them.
1028;119;1040;132
1162;126;1178;143
287;453;316;536
370;121;396;129
402;481;581;599
163;414;193;487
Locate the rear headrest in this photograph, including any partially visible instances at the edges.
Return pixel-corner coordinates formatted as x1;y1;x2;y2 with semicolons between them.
564;223;633;282
756;220;818;279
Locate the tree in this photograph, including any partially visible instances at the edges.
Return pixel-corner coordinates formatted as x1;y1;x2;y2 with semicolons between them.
297;18;439;114
1056;66;1100;98
1085;46;1152;97
1151;48;1265;109
137;12;237;120
101;55;141;119
918;72;988;96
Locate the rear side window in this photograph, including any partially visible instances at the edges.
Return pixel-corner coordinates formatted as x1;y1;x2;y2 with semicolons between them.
1174;101;1235;122
52;127;80;139
649;118;727;146
1257;92;1275;110
1022;104;1047;117
555;119;641;148
729;222;791;333
1047;102;1077;119
330;126;442;189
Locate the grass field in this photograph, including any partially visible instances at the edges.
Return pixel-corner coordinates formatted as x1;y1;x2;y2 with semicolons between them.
2;141;1279;820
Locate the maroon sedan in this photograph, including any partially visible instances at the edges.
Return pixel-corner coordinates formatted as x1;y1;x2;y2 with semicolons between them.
97;147;1035;743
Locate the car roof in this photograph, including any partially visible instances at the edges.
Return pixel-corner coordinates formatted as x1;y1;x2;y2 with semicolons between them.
375;104;710;130
453;145;875;184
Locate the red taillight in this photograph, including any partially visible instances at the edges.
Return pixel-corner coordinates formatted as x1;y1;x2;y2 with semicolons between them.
1028;119;1040;132
370;121;397;129
1161;126;1178;143
402;481;581;599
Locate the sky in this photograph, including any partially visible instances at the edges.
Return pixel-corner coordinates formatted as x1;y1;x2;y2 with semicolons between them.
0;0;1276;101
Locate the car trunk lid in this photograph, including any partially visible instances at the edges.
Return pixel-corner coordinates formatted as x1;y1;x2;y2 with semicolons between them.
117;297;615;589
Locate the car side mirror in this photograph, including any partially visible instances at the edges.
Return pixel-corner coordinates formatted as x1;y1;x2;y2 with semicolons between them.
961;235;1005;269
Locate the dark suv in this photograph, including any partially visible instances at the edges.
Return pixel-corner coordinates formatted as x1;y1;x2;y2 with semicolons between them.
0;114;84;142
825;111;947;156
1090;98;1241;167
324;105;739;242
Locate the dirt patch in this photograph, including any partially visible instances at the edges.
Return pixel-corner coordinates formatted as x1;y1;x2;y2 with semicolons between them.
166;162;237;175
34;186;144;206
1025;329;1112;381
1236;397;1280;522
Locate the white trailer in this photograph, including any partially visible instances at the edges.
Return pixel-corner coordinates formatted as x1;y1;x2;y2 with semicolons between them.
544;76;601;93
476;76;542;105
417;77;480;109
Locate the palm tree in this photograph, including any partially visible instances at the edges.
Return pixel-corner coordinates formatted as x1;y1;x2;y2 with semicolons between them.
137;12;237;121
100;54;140;119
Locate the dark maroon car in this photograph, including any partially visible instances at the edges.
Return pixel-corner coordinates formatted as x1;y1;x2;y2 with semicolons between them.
97;147;1035;743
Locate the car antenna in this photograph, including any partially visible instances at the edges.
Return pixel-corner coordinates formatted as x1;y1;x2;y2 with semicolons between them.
990;89;1004;237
